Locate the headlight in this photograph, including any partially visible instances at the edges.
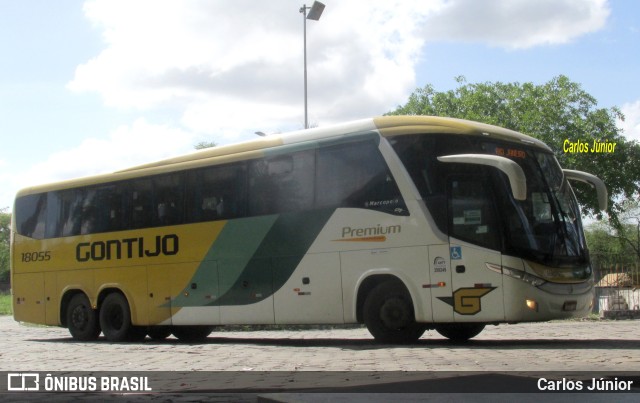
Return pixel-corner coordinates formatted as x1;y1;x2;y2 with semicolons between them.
489;263;546;287
503;266;546;287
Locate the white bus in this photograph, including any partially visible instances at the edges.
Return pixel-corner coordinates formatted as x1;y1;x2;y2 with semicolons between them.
11;116;606;343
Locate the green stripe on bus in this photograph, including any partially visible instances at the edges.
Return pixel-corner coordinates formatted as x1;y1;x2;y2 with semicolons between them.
171;214;278;307
172;208;334;307
213;208;335;306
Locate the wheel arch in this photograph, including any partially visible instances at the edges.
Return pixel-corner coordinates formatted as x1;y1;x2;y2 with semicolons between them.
97;286;127;310
60;289;88;328
355;273;415;323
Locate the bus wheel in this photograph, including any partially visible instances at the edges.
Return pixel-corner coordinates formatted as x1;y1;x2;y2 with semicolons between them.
435;323;485;342
171;326;214;342
67;294;101;341
99;293;135;342
147;326;172;340
363;281;425;344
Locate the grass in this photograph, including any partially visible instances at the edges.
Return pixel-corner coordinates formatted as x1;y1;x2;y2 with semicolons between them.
0;292;11;316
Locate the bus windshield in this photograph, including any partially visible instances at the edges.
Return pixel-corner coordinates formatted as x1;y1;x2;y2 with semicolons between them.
486;143;587;265
390;134;588;267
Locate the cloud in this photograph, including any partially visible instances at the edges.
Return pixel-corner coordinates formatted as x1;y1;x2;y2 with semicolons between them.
619;100;640;142
68;0;611;140
16;118;197;188
67;0;441;136
423;0;610;49
3;1;614;211
2;119;200;210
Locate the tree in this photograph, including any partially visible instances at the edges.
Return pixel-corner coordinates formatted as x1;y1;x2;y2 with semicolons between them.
0;209;10;283
585;221;636;265
194;141;217;150
587;198;640;262
388;76;640;227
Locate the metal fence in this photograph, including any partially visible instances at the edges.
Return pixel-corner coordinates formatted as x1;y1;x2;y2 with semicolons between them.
592;256;640;314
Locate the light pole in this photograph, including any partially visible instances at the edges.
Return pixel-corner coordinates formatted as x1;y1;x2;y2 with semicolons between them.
635;217;640;260
300;1;325;129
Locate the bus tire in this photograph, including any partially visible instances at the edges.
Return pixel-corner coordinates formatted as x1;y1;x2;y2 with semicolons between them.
171;326;214;342
147;326;172;340
363;281;425;344
99;292;135;342
67;293;101;341
435;323;485;342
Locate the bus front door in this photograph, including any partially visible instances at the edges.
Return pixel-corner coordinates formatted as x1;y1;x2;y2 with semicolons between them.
448;240;504;322
445;176;505;322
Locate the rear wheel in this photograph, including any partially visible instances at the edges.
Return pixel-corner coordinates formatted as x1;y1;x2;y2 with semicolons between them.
363;281;426;344
99;293;137;342
435;323;485;342
172;326;214;342
67;294;100;341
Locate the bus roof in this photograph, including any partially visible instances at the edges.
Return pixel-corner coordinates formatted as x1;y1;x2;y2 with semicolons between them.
117;116;550;172
15;116;551;198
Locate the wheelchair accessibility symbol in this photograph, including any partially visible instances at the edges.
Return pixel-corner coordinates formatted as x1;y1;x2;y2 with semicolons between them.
450;246;462;260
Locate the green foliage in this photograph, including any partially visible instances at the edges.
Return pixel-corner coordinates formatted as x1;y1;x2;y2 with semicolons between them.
586;199;640;268
585;221;637;269
0;292;11;316
0;209;9;284
388;76;640;226
194;141;217;150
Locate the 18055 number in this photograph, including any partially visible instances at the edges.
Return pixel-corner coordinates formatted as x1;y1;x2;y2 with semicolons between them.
21;251;51;263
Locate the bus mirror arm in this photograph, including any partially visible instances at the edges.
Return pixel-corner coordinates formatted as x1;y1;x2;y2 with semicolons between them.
563;169;608;211
437;154;527;201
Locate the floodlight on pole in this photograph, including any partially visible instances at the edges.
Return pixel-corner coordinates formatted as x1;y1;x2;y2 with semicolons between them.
300;1;325;129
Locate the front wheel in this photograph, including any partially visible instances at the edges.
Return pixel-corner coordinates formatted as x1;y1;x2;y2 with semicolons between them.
363;281;426;344
435;323;485;342
67;293;101;341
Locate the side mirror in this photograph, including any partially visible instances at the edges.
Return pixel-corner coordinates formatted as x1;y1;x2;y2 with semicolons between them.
563;169;608;211
437;154;527;201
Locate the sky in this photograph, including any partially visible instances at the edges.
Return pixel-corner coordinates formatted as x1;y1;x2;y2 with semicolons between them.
1;0;639;210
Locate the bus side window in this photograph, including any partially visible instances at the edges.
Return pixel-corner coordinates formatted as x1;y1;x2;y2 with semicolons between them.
316;140;407;215
106;184;127;232
80;185;127;235
81;188;101;234
130;179;154;229
46;192;61;238
186;163;247;223
15;193;47;239
154;173;184;226
248;151;314;216
249;159;274;216
58;189;83;237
